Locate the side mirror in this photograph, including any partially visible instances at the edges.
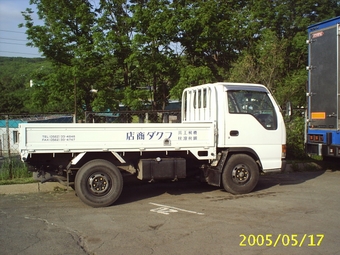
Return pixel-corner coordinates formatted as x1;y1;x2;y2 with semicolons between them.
286;101;292;117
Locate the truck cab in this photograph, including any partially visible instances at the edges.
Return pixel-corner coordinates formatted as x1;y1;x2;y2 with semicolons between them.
182;83;286;173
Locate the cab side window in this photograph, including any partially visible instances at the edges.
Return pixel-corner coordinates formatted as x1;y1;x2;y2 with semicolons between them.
227;90;277;130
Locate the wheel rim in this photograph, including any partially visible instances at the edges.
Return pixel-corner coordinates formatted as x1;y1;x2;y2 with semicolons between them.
88;172;111;195
231;164;250;184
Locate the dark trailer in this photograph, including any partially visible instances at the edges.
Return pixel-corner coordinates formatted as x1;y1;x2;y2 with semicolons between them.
306;16;340;158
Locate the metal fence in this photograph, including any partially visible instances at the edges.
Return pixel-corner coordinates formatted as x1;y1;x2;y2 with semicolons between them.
84;110;181;124
0;113;74;158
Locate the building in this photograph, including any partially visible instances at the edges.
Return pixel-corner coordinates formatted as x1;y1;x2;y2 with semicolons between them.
0;115;73;157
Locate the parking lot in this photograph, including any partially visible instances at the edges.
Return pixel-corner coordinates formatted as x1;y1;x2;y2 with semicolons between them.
0;169;339;255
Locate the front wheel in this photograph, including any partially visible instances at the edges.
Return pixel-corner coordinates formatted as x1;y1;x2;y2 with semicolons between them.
75;159;123;207
222;154;259;194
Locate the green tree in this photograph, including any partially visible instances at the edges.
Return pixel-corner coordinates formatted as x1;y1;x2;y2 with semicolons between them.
129;0;180;109
20;0;103;118
226;0;340;108
228;29;287;89
17;0;340;116
0;57;48;113
93;0;134;111
169;0;251;96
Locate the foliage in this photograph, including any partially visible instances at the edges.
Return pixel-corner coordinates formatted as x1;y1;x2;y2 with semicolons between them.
286;115;307;160
228;29;287;87
15;0;340;112
0;0;340;158
170;65;214;99
0;57;49;113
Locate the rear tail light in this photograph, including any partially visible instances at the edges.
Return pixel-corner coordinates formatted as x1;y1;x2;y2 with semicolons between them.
309;134;324;143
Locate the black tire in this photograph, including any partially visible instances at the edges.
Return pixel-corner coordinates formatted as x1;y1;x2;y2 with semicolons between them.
222;154;259;194
75;159;123;207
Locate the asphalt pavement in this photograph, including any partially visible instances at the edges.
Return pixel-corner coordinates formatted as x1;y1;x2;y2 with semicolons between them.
0;167;339;255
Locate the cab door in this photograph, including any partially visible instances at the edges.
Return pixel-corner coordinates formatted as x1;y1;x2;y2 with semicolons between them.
225;86;283;170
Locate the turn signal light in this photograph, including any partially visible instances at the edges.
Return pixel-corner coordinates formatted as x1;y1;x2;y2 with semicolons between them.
282;144;286;158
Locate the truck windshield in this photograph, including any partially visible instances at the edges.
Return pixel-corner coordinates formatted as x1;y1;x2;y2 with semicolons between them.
227;90;277;130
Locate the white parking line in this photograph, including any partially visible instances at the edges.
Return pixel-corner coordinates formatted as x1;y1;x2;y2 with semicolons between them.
149;202;205;215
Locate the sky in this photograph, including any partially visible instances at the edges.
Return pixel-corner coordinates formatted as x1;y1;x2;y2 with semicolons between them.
0;0;43;57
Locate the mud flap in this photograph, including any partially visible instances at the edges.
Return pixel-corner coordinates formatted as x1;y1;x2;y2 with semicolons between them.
205;151;228;187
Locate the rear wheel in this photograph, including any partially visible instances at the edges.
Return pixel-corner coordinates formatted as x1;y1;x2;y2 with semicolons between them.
75;159;123;207
222;154;259;194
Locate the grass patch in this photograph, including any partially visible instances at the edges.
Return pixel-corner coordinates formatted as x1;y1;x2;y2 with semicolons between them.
0;157;33;184
289;161;323;172
0;178;36;185
287;157;340;172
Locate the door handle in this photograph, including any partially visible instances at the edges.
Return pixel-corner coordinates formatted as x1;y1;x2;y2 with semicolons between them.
230;130;239;136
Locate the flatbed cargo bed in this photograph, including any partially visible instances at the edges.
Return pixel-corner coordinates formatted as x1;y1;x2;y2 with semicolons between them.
19;122;216;161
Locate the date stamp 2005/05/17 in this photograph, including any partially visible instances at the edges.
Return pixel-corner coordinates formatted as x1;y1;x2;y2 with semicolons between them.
239;234;324;247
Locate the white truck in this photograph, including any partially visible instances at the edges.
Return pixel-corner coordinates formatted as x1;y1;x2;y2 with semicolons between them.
18;82;286;207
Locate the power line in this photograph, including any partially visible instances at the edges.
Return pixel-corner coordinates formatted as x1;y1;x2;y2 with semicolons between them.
0;42;27;46
0;29;26;34
0;37;28;42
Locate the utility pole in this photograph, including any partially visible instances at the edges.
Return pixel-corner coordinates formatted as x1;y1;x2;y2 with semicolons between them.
5;115;12;179
74;77;77;123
